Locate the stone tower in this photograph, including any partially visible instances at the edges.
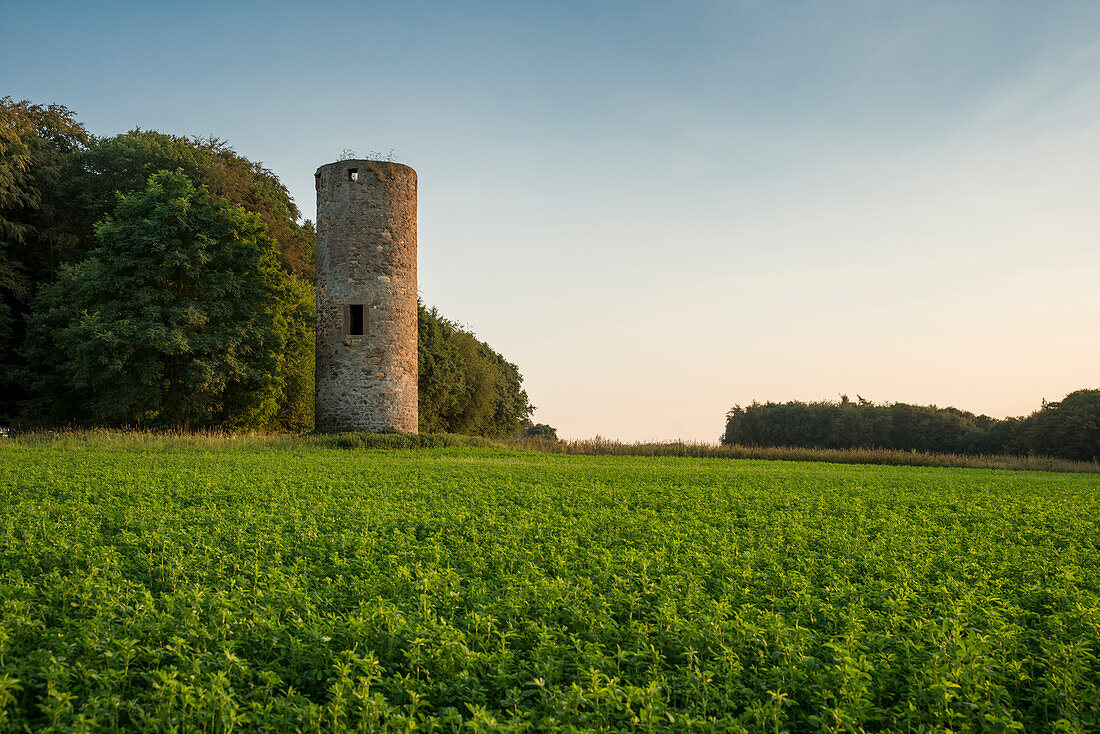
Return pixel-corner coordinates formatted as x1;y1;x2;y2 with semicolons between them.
315;159;418;432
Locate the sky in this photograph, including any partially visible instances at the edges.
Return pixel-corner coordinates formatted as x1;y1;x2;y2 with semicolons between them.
4;0;1099;441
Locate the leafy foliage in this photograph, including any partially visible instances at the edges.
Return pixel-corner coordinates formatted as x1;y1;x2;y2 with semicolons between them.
0;439;1098;730
23;170;288;430
1026;389;1100;462
1;112;319;428
723;397;1011;454
723;392;1100;461
76;130;315;278
520;422;558;440
0;98;91;421
418;303;533;437
722;393;1094;459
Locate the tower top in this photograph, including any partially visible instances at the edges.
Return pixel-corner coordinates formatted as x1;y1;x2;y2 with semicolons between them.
316;159;416;180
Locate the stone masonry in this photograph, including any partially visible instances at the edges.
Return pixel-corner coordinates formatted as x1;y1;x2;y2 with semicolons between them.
315;160;418;432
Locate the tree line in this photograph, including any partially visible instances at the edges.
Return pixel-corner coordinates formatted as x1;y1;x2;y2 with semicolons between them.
0;97;534;435
723;391;1100;463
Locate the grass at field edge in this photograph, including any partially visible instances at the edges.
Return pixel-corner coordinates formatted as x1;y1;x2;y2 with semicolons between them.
5;429;1098;474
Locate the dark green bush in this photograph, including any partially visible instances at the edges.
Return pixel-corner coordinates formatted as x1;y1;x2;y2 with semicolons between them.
418;303;533;437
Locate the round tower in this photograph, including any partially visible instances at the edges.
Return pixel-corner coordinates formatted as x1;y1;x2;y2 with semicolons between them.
315;159;418;432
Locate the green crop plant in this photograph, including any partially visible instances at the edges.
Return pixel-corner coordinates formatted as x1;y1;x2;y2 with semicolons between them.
0;435;1097;731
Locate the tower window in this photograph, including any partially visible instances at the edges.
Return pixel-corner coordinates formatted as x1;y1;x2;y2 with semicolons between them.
348;168;359;182
348;304;365;336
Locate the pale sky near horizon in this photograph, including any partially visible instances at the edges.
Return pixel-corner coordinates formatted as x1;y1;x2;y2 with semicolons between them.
4;1;1099;441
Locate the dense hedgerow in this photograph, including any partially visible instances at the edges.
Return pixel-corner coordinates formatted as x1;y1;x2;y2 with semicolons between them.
723;392;1100;463
1;439;1098;731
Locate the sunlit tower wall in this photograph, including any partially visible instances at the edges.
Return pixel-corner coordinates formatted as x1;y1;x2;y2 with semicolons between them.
315;160;418;432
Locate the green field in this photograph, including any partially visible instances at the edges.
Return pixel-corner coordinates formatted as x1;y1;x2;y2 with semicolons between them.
1;439;1098;732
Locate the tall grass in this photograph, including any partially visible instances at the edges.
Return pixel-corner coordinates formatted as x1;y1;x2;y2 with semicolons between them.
4;428;498;452
7;428;1098;473
507;435;1100;473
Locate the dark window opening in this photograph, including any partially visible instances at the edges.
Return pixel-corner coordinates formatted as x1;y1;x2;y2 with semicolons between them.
348;168;359;182
315;171;321;189
349;304;364;335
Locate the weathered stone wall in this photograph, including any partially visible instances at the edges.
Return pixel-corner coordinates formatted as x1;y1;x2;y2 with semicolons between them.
315;160;418;432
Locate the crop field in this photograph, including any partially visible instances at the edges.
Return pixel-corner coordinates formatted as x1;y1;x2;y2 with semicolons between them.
1;438;1098;732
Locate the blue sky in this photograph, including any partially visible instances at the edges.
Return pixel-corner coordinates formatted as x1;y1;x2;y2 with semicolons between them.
4;1;1100;440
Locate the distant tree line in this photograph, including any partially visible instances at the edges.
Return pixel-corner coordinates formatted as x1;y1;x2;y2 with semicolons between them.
0;97;533;434
723;391;1100;463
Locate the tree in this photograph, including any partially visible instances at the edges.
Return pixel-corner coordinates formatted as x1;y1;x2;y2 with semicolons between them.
417;303;534;437
1026;390;1100;462
76;130;315;278
521;422;558;440
6;122;317;428
0;98;91;421
25;170;285;430
417;303;466;433
266;272;315;431
723;397;1022;455
67;130;318;427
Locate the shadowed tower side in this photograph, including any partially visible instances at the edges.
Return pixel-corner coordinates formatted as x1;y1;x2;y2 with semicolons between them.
314;160;418;432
